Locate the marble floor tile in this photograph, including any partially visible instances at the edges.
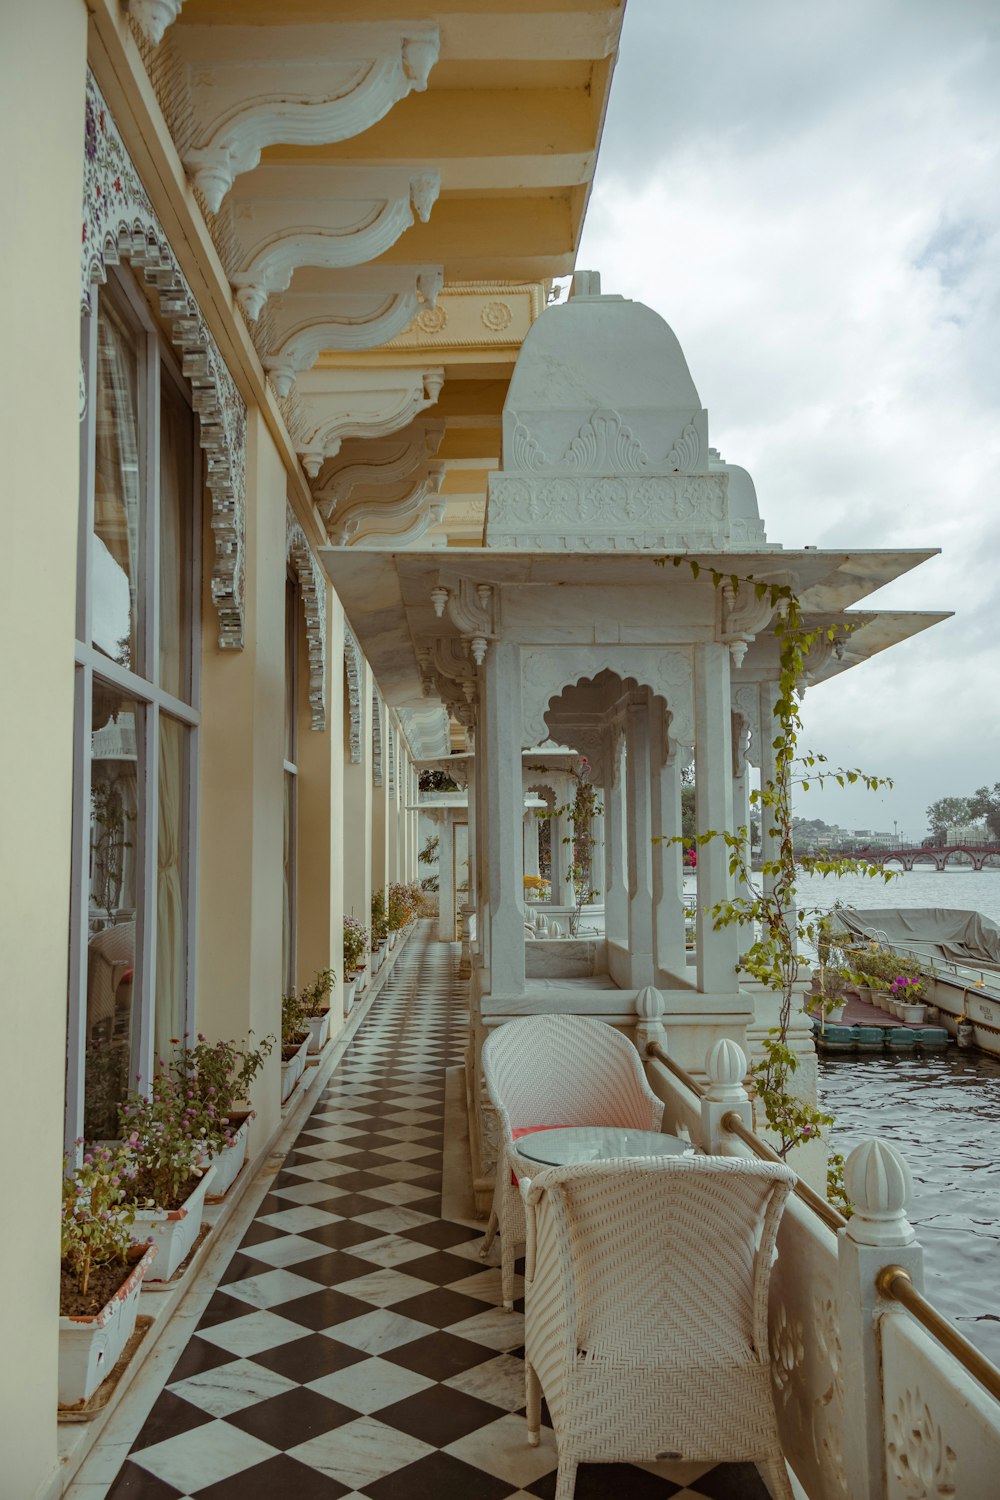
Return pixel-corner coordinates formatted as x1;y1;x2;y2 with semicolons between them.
131;1420;278;1492
224;1268;324;1309
167;1358;299;1417
287;1415;435;1491
444;1412;560;1487
306;1355;435;1414
196;1310;308;1357
329;1307;436;1355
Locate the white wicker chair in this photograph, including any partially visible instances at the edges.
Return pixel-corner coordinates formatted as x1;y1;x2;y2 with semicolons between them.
480;1015;663;1309
520;1155;796;1500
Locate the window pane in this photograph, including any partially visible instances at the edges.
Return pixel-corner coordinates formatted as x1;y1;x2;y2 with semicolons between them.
155;714;189;1062
159;377;194;700
84;680;140;1141
93;297;142;673
283;770;296;994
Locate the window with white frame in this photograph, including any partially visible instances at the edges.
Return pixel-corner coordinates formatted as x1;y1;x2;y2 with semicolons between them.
68;267;200;1149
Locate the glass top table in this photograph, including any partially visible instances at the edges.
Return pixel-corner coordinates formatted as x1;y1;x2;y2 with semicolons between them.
514;1125;695;1168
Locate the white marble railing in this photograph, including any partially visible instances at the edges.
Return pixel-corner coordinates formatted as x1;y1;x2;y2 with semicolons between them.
641;1003;1000;1499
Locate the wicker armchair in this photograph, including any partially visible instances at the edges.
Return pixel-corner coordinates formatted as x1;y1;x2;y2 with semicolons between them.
480;1014;663;1309
520;1155;796;1500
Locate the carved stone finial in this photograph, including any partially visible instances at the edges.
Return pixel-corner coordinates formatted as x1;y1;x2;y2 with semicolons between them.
430;586;449;618
129;0;184;46
705;1039;749;1101
844;1139;916;1247
635;985;664;1022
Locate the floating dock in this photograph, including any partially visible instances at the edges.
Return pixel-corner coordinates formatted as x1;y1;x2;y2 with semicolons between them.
812;994;951;1053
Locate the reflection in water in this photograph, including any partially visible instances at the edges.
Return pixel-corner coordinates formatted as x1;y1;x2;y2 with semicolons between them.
820;1050;1000;1363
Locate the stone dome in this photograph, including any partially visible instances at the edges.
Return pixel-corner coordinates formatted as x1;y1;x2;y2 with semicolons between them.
501;294;707;475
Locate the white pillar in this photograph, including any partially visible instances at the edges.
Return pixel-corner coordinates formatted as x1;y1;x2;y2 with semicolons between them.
694;645;740;993
551;795;574;907
590;798;605;902
604;728;628;946
650;702;688;984
437;813;454;941
483;643;525;993
626;696;655;987
523;810;541;877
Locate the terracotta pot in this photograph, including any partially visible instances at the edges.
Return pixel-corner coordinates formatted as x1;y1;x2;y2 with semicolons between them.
59;1242;158;1405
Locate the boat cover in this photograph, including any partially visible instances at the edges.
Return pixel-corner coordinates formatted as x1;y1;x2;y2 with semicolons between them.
837;907;1000;972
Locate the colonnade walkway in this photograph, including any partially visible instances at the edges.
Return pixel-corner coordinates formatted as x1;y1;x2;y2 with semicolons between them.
94;928;769;1500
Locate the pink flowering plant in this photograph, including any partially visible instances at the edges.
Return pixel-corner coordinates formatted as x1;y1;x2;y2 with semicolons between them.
344;915;369;973
118;1069;217;1210
890;975;925;1002
61;1143;141;1297
165;1032;274;1154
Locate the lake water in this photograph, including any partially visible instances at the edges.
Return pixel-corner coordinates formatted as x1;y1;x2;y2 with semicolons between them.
800;866;1000;1364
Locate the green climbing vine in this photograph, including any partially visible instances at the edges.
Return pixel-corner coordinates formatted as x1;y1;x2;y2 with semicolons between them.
656;558;897;1213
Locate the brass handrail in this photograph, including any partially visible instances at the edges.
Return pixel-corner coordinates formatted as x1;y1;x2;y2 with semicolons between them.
876;1265;1000;1403
644;1041;847;1231
720;1111;847;1232
645;1040;703;1098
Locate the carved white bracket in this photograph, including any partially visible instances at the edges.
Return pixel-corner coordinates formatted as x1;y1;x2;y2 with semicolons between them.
344;627;364;763
328;463;446;548
222;166;440;321
261;268;444;395
288;366;444;480
285;507;328;732
519;646;694;753
166;23;441;210
721;582;777;666
129;0;184;46
82;72;246;650
313;418;445;518
731;683;761;770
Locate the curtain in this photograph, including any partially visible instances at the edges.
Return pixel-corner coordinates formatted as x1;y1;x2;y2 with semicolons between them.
94;300;140;668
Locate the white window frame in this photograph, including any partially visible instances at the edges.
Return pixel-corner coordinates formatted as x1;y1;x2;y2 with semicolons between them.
66;266;201;1154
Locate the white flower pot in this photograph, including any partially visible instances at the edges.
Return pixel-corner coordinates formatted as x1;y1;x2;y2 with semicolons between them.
59;1243;158;1406
205;1113;253;1201
306;1010;331;1054
280;1034;310;1103
899;1002;927;1025
373;945;386;973
825;1003;847;1024
389;930;399;951
136;1166;216;1283
343;976;357;1010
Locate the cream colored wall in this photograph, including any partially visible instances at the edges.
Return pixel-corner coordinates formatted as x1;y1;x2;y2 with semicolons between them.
196;411;286;1148
296;589;346;1031
0;3;87;1494
343;662;373;933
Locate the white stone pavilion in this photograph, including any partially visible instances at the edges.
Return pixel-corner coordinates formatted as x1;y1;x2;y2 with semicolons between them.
325;286;946;1195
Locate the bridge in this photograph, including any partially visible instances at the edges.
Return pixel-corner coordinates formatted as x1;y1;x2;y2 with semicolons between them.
805;843;1000;872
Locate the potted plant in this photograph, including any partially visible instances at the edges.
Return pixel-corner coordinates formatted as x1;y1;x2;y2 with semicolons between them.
387;882;412;947
371;888;389;969
343;915;369;1006
59;1144;157;1405
890;974;927;1025
168;1032;275;1199
117;1077;218;1281
280;987;311;1102
300;967;336;1053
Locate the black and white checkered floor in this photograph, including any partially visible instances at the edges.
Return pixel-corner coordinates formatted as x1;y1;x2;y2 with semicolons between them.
102;928;772;1499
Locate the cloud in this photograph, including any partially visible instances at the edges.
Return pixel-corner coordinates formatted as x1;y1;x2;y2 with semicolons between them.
580;0;1000;834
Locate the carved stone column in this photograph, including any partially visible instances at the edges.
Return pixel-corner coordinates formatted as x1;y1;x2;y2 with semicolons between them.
626;695;655;987
694;644;740;993
483;642;525;994
590;798;605;901
551;793;574;907
650;700;689;985
437;811;455;942
523;809;541;878
603;726;628;946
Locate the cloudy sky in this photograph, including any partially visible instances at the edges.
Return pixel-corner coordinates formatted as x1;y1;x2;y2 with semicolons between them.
579;0;1000;839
